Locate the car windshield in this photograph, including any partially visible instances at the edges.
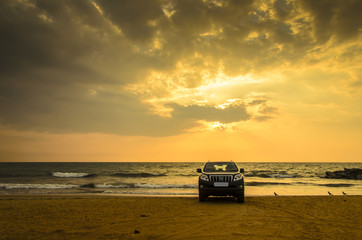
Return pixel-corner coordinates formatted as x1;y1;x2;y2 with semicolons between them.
203;162;238;173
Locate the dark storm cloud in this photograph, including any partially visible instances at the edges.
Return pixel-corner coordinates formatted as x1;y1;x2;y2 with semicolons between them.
273;0;294;21
0;77;195;137
0;0;103;76
0;0;360;136
98;0;165;42
300;0;362;43
0;0;175;136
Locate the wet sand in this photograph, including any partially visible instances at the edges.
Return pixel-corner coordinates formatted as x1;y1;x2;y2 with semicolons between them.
1;195;361;240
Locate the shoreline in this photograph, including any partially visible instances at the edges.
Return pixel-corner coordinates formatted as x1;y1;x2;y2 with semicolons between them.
0;192;361;198
0;193;361;200
1;195;361;239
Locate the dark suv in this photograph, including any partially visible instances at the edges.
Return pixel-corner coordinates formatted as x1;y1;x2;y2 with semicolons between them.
197;161;245;203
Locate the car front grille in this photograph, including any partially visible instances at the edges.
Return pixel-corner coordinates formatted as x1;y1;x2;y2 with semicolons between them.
209;175;233;182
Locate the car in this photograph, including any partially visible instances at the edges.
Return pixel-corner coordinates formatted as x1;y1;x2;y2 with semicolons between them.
197;161;245;203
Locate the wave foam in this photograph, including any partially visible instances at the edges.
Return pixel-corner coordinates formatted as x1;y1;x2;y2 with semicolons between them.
112;172;166;178
134;183;197;189
78;183;197;189
0;183;77;189
94;184;130;188
269;174;296;178
102;190;197;195
52;172;93;178
245;173;299;178
246;181;292;186
315;183;355;188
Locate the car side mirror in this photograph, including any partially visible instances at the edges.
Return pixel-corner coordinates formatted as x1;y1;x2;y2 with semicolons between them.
240;168;244;173
196;168;202;173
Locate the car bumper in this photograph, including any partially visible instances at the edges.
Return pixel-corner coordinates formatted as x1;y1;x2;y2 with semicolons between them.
199;180;244;196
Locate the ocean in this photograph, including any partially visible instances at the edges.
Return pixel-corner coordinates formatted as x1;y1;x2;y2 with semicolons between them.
0;162;361;196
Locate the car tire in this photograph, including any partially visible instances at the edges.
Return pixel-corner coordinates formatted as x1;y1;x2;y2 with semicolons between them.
237;191;245;203
199;193;206;202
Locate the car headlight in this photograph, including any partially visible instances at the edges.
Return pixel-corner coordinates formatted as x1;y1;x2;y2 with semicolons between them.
200;174;209;181
233;173;242;181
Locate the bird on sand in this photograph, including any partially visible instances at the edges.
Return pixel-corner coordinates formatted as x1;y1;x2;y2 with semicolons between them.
274;192;278;196
342;191;348;195
328;191;333;196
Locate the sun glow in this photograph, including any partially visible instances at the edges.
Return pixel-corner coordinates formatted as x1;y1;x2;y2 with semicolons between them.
146;70;262;102
125;64;267;119
2;0;361;163
199;121;227;131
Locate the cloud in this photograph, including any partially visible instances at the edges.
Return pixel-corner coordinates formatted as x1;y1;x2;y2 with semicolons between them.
0;0;105;76
97;0;165;43
0;0;361;136
300;0;362;43
170;103;251;123
0;82;192;136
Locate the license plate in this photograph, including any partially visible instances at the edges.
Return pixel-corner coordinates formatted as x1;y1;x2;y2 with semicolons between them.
214;182;229;187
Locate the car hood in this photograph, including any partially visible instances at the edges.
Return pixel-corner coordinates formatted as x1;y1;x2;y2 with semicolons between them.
202;172;239;175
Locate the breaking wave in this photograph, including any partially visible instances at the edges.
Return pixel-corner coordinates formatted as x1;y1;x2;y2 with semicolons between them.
0;183;196;190
134;183;197;189
112;172;166;178
314;183;355;188
177;174;200;177
102;190;197;195
93;183;130;188
245;181;292;186
80;183;198;189
51;172;95;178
268;174;297;178
0;183;77;189
244;171;300;178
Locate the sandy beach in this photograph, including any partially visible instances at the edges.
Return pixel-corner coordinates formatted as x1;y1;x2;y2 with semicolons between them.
1;195;361;240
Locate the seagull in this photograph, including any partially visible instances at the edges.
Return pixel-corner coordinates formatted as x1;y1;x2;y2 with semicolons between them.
274;192;278;196
328;191;333;196
342;191;348;195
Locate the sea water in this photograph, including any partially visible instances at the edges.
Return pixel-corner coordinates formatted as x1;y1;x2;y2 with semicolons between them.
0;162;361;196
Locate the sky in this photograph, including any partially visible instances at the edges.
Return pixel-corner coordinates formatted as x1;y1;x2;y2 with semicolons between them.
0;0;361;162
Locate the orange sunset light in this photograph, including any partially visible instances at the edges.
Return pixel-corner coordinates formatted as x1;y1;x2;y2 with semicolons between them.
0;0;361;162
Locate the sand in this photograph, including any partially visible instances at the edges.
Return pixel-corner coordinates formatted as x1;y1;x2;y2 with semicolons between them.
0;195;361;240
